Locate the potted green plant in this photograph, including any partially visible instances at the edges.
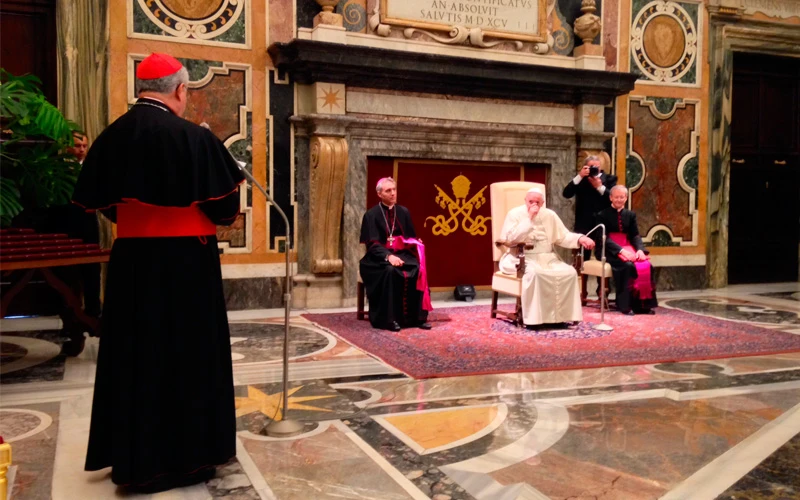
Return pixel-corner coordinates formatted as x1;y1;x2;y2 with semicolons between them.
1;69;81;228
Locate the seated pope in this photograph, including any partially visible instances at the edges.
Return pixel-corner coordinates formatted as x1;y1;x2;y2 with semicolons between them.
498;187;595;327
359;177;433;332
593;185;658;315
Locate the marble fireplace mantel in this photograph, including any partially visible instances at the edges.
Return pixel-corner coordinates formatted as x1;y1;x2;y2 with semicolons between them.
268;39;636;106
292;113;589;307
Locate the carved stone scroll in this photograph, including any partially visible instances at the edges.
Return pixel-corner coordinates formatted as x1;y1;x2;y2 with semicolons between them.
309;136;349;274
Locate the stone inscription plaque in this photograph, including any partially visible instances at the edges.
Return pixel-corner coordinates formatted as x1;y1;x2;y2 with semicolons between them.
381;0;547;42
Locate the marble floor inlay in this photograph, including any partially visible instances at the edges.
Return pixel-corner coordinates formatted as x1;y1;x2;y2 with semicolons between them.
1;330;67;384
3;284;800;499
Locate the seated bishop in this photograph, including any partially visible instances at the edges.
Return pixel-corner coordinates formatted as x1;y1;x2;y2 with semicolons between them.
498;187;595;327
359;177;432;332
593;185;658;315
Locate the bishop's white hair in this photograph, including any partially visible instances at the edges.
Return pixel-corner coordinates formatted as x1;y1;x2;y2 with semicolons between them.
136;66;189;96
375;177;396;193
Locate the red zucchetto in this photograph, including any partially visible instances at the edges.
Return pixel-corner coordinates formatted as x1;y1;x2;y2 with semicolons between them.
136;53;183;80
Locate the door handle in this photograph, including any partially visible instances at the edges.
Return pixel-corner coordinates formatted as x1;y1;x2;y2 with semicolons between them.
774;160;787;165
732;159;745;164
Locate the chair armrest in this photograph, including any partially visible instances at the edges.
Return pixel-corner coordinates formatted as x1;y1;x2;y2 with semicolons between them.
572;248;584;273
496;241;528;278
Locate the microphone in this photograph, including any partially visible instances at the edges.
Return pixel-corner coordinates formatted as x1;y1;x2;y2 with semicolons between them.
228;155;302;436
581;223;613;331
583;223;606;239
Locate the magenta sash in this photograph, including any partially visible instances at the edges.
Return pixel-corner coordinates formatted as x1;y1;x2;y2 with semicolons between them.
386;236;433;311
609;233;654;299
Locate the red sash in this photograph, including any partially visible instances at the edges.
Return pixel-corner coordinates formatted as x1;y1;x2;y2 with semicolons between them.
385;236;433;311
609;232;653;299
117;200;216;238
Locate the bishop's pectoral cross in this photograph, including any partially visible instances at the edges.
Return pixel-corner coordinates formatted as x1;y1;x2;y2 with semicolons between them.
387;235;395;245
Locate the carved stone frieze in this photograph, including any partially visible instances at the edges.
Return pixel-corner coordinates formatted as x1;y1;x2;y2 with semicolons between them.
309;136;349;274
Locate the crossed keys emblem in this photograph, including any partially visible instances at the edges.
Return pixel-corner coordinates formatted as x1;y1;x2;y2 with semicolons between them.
424;175;491;236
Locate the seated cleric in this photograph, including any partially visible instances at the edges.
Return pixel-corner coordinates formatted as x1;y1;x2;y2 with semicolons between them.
359;177;432;332
498;187;595;327
593;185;658;315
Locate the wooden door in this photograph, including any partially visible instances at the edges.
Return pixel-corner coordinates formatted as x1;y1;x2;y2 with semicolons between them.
729;53;800;284
0;0;58;104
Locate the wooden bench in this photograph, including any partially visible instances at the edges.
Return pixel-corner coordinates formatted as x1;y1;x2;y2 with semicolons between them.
1;228;110;356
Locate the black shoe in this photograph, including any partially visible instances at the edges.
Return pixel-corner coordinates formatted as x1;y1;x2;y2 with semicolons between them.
386;321;401;332
620;310;635;316
639;309;655;315
417;322;432;330
60;336;86;357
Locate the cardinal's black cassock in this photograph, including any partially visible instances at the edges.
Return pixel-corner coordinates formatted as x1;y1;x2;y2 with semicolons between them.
72;97;244;488
359;203;429;330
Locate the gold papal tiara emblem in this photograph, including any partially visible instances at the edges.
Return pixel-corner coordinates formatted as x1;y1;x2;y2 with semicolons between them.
425;175;490;236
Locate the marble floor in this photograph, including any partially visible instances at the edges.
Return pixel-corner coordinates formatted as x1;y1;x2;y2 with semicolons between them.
2;282;800;499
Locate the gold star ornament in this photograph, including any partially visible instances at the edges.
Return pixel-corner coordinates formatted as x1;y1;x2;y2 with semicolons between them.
235;385;336;421
586;108;603;127
319;87;343;112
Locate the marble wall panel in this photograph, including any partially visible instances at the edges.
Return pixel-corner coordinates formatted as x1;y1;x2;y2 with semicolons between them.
268;71;296;253
653;265;707;290
184;66;248;143
629;0;701;87
269;0;295;44
337;0;368;32
130;0;249;47
223;277;285;309
297;0;317;28
551;0;576;56
627;96;699;245
603;0;620;70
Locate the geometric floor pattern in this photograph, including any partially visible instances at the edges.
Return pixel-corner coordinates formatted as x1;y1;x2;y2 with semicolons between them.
1;282;799;499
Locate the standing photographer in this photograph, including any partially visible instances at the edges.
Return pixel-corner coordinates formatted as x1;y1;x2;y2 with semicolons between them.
562;155;617;244
563;155;617;300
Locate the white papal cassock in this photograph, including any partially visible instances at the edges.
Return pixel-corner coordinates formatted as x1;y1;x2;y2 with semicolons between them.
498;205;583;325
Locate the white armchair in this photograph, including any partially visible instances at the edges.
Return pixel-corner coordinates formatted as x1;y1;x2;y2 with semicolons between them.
489;181;545;325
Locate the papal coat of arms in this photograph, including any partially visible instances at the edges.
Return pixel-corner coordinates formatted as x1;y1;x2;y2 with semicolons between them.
425;174;490;236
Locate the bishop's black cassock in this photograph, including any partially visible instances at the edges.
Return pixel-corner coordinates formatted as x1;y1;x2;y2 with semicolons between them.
72;97;244;487
593;206;658;313
359;203;428;329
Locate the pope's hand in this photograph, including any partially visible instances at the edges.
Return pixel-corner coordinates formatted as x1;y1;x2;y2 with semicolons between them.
579;236;595;249
528;204;540;219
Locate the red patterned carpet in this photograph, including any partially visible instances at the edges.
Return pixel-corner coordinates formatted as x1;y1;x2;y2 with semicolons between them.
303;305;800;378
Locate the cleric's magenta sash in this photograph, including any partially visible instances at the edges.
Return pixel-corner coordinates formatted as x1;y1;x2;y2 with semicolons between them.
385;236;433;311
609;232;654;300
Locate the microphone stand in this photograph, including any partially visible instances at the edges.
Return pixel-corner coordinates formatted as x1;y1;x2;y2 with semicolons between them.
583;223;613;332
234;160;304;437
